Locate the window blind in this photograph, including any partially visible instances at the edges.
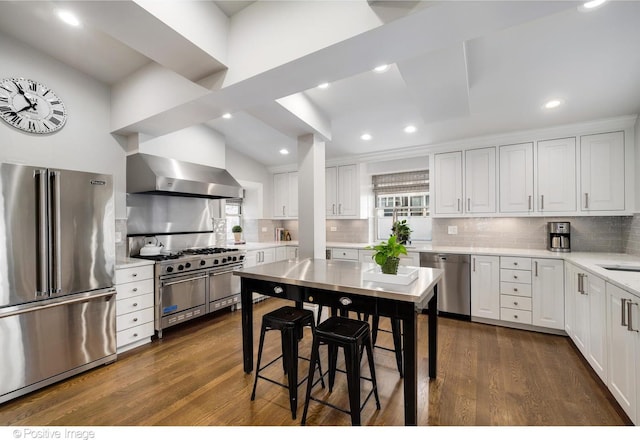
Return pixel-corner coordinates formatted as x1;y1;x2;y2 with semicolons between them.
372;170;429;195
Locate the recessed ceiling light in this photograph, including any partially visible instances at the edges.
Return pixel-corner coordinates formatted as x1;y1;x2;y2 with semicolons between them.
404;125;417;133
582;0;607;9
373;64;389;73
279;148;289;155
544;99;562;109
222;113;232;119
360;133;372;141
57;10;81;27
317;82;330;89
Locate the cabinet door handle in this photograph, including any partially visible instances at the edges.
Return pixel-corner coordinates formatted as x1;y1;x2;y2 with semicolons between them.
540;195;544;210
333;203;336;215
467;198;471;212
282;206;285;216
584;193;589;209
457;198;461;212
472;257;476;272
528;195;532;211
628;301;638;332
338;203;342;214
577;273;583;294
621;298;628;327
534;261;538;277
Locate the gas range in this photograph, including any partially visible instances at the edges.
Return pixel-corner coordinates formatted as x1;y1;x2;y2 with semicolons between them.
136;247;245;276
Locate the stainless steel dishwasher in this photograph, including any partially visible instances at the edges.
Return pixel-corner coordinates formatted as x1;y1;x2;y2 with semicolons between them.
419;253;471;319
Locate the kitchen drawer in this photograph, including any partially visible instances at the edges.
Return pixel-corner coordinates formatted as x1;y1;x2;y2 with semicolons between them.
500;268;532;284
116;265;153;284
115;278;154;300
500;257;531;270
500;294;532;311
117;294;154;315
117;321;154;349
500;281;532;297
116;307;154;331
500;307;532;324
330;248;359;261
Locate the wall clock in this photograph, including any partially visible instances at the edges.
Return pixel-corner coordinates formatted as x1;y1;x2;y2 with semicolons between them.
0;77;67;134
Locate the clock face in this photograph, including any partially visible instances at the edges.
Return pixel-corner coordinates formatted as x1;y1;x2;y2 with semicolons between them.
0;77;67;134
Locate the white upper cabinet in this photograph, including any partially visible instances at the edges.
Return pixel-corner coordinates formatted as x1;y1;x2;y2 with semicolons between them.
536;137;576;213
580;131;625;212
434;151;463;215
499;142;534;213
465;147;496;214
273;171;298;218
326;164;358;217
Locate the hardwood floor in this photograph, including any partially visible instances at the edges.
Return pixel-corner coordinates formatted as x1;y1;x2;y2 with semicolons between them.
0;298;631;426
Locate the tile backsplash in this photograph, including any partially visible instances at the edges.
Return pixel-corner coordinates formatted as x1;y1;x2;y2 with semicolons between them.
432;216;633;252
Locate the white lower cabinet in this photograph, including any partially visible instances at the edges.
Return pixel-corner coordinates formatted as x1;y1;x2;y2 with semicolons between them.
286;246;298;259
565;263;607;382
115;263;155;353
471;255;500;320
607;282;639;424
531;258;564;330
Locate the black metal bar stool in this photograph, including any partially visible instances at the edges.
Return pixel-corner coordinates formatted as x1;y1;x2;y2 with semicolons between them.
370;315;403;377
251;306;325;420
301;315;381;426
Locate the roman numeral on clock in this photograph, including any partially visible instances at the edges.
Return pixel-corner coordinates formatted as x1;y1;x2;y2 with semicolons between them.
0;96;8;103
49;116;61;126
29;82;37;92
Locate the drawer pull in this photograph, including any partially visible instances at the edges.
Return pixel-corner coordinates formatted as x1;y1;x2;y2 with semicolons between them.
132;288;138;292
513;288;518;292
133;318;138;322
513;262;518;266
133;303;138;307
514;314;518;319
274;286;284;294
513;301;518;306
133;333;138;337
132;273;138;277
513;275;518;279
339;297;352;306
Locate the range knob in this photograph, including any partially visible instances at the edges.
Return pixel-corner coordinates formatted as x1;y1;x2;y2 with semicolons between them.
200;260;206;266
239;255;245;261
166;266;174;273
222;257;227;263
185;262;191;269
178;264;184;271
214;259;219;265
232;256;237;262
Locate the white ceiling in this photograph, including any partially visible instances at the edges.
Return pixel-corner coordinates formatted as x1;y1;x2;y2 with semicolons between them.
1;1;639;168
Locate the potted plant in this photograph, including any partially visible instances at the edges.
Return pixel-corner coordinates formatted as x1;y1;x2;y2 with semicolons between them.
392;219;412;245
232;225;243;243
366;234;407;275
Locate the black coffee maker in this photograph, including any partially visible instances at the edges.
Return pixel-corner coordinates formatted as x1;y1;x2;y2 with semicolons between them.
548;222;571;252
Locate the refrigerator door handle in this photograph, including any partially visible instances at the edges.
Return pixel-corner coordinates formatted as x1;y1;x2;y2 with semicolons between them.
36;169;49;297
50;170;62;294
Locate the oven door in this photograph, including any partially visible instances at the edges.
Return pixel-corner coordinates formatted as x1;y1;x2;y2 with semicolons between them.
159;272;207;317
208;266;242;313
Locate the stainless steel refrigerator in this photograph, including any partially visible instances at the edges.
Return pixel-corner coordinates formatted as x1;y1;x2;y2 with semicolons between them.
0;163;117;404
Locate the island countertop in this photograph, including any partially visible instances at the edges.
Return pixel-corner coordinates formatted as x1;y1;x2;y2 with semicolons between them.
233;258;443;306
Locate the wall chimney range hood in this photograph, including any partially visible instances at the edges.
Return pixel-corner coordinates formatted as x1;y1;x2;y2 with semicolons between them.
127;153;243;199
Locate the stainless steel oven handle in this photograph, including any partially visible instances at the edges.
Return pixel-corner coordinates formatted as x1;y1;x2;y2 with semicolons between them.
162;274;207;287
211;265;244;276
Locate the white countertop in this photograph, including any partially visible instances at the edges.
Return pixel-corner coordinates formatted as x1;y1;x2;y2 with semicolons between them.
116;257;155;269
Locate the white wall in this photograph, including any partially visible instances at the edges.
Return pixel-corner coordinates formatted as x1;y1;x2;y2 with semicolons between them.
635;116;640;212
138;124;225;168
0;33;128;218
225;146;271;218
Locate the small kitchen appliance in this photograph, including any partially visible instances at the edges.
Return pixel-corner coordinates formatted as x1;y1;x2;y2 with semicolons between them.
548;221;571;252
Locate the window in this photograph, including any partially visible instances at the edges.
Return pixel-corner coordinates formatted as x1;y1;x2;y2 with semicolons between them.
225;198;242;242
372;171;431;242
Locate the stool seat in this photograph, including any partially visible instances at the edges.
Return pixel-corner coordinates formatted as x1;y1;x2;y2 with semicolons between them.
251;306;324;420
301;315;381;426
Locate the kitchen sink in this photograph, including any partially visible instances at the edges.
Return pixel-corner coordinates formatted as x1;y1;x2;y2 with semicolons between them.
598;264;640;273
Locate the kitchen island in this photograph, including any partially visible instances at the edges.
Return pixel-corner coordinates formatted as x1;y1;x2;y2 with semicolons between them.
234;258;443;426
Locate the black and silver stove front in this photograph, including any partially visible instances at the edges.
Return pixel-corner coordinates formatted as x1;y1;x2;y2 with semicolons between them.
137;247;246;338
